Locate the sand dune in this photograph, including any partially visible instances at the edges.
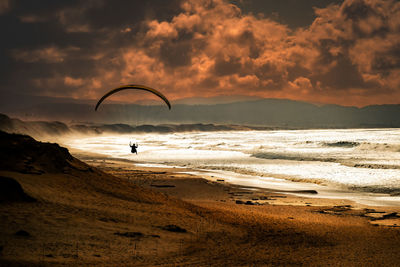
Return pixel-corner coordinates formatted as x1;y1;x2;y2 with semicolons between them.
1;130;400;266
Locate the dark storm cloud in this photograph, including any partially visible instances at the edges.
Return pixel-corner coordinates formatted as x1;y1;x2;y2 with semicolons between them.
159;40;193;68
298;0;400;100
233;0;344;28
82;0;181;30
0;0;89;90
1;0;400;106
312;55;369;90
214;55;242;76
0;0;183;98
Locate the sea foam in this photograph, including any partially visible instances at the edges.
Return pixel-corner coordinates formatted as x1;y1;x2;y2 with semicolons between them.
64;129;400;198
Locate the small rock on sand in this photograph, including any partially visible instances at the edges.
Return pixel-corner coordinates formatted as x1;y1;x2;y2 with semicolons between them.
161;224;187;233
14;230;30;237
150;184;175;188
114;232;143;238
294;190;318;194
0;176;36;203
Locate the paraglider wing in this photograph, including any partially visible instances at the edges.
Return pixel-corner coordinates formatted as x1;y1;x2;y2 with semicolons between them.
94;84;171;111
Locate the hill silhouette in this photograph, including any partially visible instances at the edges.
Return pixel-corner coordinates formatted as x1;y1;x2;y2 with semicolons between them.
1;98;400;128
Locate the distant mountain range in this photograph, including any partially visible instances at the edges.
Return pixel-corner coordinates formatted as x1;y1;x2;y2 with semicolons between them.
0;113;274;140
1;93;400;128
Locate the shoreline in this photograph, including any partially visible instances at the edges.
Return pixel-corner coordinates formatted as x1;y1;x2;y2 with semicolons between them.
72;147;400;209
75;151;400;227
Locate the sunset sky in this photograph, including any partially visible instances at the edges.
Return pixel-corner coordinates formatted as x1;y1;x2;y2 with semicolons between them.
1;0;399;107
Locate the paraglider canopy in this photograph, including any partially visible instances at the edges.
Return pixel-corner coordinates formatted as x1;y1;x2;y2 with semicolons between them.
94;84;171;111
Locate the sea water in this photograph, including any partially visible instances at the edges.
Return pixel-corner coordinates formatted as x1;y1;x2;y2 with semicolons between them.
64;129;400;206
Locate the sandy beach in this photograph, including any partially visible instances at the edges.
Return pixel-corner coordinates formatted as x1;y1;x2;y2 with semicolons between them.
3;0;400;265
1;131;400;266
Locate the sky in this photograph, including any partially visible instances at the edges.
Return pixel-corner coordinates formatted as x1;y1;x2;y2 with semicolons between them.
0;0;399;107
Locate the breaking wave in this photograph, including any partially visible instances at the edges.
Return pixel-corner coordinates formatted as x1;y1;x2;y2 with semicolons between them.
7;111;400;200
356;142;400;152
347;185;400;196
251;152;336;163
193;164;400;195
322;141;359;147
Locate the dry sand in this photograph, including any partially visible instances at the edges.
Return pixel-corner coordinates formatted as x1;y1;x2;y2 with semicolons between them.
1;132;400;266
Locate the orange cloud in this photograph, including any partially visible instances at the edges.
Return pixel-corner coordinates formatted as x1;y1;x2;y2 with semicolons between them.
12;46;68;63
20;0;400;107
109;0;296;100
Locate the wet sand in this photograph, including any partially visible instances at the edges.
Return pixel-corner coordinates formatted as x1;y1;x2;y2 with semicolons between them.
1;142;400;266
88;156;400;225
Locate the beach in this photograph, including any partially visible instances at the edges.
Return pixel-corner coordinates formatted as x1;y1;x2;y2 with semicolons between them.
63;129;400;207
2;0;400;264
1;131;400;266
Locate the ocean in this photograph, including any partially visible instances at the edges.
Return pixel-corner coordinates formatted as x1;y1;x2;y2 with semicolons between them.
64;128;400;206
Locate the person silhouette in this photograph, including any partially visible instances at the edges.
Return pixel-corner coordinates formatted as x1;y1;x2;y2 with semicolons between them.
129;142;138;154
